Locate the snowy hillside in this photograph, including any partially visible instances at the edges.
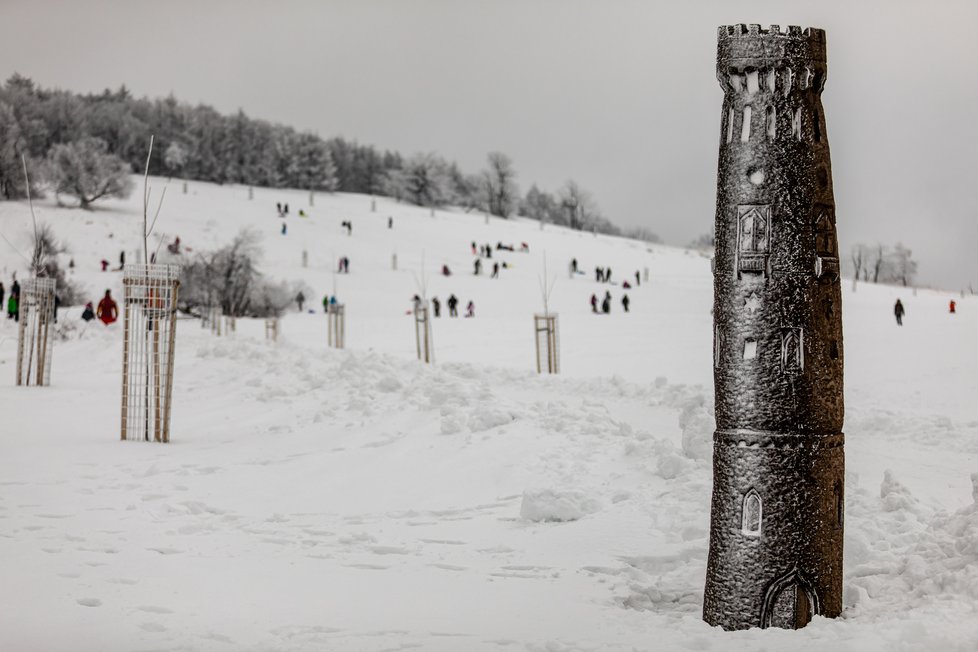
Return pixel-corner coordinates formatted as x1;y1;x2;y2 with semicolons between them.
1;180;976;651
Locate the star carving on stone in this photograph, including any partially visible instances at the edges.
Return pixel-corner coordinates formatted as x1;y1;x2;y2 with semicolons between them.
744;293;761;315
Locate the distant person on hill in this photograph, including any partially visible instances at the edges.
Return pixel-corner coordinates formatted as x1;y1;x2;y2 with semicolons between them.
296;291;305;312
323;295;330;313
474;258;482;275
97;290;118;325
276;202;283;216
0;282;4;312
432;296;441;317
623;281;631;289
520;242;529;252
894;299;905;326
570;258;578;274
53;295;61;323
447;294;459;317
442;264;452;276
635;270;641;287
388;217;393;229
622;294;630;313
465;301;475;318
11;278;18;298
281;223;287;235
101;259;110;272
602;291;611;314
81;302;95;322
298;209;306;217
595;266;603;282
605;268;613;283
6;292;17;321
491;262;499;279
590;293;598;313
471;241;477;255
485;245;492;259
284;203;289;215
950;300;957;314
116;250;125;271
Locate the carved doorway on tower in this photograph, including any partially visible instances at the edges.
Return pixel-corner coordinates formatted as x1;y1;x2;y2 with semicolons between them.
760;567;820;629
736;205;771;279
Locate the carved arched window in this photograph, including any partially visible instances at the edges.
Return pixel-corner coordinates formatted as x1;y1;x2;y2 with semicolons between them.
742;489;762;536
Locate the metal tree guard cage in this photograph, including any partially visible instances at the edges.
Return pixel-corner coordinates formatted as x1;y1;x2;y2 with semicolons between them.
265;317;279;341
413;303;434;364
328;304;345;349
121;264;180;443
16;277;56;386
534;313;560;374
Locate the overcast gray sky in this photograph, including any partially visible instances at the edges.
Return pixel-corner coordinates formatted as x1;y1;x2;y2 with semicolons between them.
1;0;975;288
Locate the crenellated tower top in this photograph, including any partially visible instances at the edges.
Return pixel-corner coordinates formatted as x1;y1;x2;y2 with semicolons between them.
718;24;826;70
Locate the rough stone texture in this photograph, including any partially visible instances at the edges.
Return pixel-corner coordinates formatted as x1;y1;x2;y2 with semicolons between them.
703;24;845;631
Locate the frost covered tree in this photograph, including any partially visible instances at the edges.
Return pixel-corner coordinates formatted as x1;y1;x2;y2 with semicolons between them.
404;153;450;207
163;141;188;178
381;167;410;202
521;184;559;224
0;102;39;199
884;243;918;287
557;180;600;231
482;152;518;218
45;137;133;208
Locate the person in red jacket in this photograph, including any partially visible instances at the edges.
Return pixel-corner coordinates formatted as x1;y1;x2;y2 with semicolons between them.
950;300;957;314
97;290;118;325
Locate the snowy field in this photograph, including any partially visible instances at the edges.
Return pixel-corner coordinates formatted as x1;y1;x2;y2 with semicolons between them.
1;181;977;651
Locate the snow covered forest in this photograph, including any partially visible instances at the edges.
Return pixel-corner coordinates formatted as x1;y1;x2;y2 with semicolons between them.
0;75;627;236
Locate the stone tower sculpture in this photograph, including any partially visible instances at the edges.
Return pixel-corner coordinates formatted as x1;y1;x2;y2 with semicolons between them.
703;24;845;631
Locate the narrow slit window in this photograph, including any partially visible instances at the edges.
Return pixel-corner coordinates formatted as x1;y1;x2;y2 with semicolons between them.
743;339;757;360
834;481;844;527
742;490;762;536
766;69;777;93
746;70;760;95
727;107;735;143
741;106;752;142
792;108;802;140
783;68;795;97
766;106;776;139
813;107;822;142
729;72;743;93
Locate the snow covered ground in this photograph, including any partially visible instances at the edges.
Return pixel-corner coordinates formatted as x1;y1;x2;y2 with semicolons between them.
1;181;976;651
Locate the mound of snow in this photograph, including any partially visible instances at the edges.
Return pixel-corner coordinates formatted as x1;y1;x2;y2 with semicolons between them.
520;488;602;522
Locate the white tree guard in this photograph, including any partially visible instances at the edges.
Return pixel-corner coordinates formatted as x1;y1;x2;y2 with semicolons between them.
534;313;560;374
328;304;345;349
414;304;434;364
121;264;180;443
16;277;56;386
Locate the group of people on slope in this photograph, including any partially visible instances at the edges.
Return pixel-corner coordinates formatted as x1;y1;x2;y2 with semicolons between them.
413;294;474;319
591;290;630;314
892;298;960;326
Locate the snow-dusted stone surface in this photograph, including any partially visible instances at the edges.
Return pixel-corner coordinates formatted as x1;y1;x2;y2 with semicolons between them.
0;180;976;650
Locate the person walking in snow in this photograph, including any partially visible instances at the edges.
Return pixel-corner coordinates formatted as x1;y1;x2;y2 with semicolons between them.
894;299;905;326
296;291;305;312
281;223;287;235
605;268;613;284
622;294;630;313
432;296;441;317
595;266;603;282
323;295;330;313
474;258;482;275
471;241;477;255
950;299;957;314
570;258;578;274
7;292;17;321
447;294;459;318
0;282;4;314
465;301;475;318
388;217;393;229
81;302;95;322
635;270;640;287
602;291;611;314
491;262;499;279
97;290;118;325
590;293;598;313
